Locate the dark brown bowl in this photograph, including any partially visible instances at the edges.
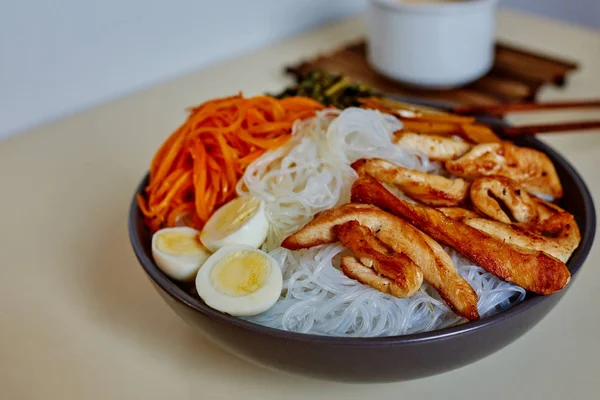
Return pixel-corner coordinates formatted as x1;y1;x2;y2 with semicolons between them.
128;102;595;382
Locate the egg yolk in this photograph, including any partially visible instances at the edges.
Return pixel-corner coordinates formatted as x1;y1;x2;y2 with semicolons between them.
215;196;260;237
210;250;270;297
156;231;205;255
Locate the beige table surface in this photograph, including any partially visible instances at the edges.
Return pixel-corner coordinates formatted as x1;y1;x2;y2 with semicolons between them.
2;9;599;400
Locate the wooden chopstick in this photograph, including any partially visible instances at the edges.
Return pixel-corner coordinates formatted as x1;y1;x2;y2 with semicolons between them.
453;99;600;116
499;120;600;136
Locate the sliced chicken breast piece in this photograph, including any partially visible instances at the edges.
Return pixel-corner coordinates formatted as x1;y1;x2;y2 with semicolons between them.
470;176;539;224
445;142;563;199
334;221;423;297
353;158;470;207
394;132;472;161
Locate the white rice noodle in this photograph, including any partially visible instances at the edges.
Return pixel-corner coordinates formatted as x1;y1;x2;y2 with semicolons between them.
238;107;527;337
247;245;526;337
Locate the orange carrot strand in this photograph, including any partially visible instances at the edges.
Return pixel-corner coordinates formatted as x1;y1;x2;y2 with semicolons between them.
139;94;322;231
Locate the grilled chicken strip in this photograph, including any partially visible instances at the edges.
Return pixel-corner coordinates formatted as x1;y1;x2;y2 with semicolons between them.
437;207;482;222
333;221;423;297
442;190;581;262
352;158;470;207
282;203;480;320
470;176;539;224
463;212;580;263
394;132;472;161
534;197;566;220
445;142;563;199
340;256;409;298
351;176;570;295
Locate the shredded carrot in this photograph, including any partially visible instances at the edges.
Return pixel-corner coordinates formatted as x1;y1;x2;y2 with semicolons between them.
238;150;263;168
246;108;268;126
138;94;324;231
167;202;195;227
359;97;500;143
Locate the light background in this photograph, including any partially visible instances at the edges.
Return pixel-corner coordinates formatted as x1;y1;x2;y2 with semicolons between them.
1;0;598;140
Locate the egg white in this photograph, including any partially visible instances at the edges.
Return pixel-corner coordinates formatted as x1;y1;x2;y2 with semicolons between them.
152;227;211;282
200;196;269;252
195;245;283;316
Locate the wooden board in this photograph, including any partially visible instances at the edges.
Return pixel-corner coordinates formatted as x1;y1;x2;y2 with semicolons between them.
286;41;579;105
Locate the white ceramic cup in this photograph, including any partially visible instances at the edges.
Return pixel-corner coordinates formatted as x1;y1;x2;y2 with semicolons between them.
367;0;499;88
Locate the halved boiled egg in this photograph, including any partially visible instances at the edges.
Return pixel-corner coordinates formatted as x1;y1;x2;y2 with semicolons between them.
200;195;269;252
151;227;211;281
195;245;283;316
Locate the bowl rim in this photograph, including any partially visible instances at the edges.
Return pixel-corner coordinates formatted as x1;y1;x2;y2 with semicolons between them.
128;100;596;346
